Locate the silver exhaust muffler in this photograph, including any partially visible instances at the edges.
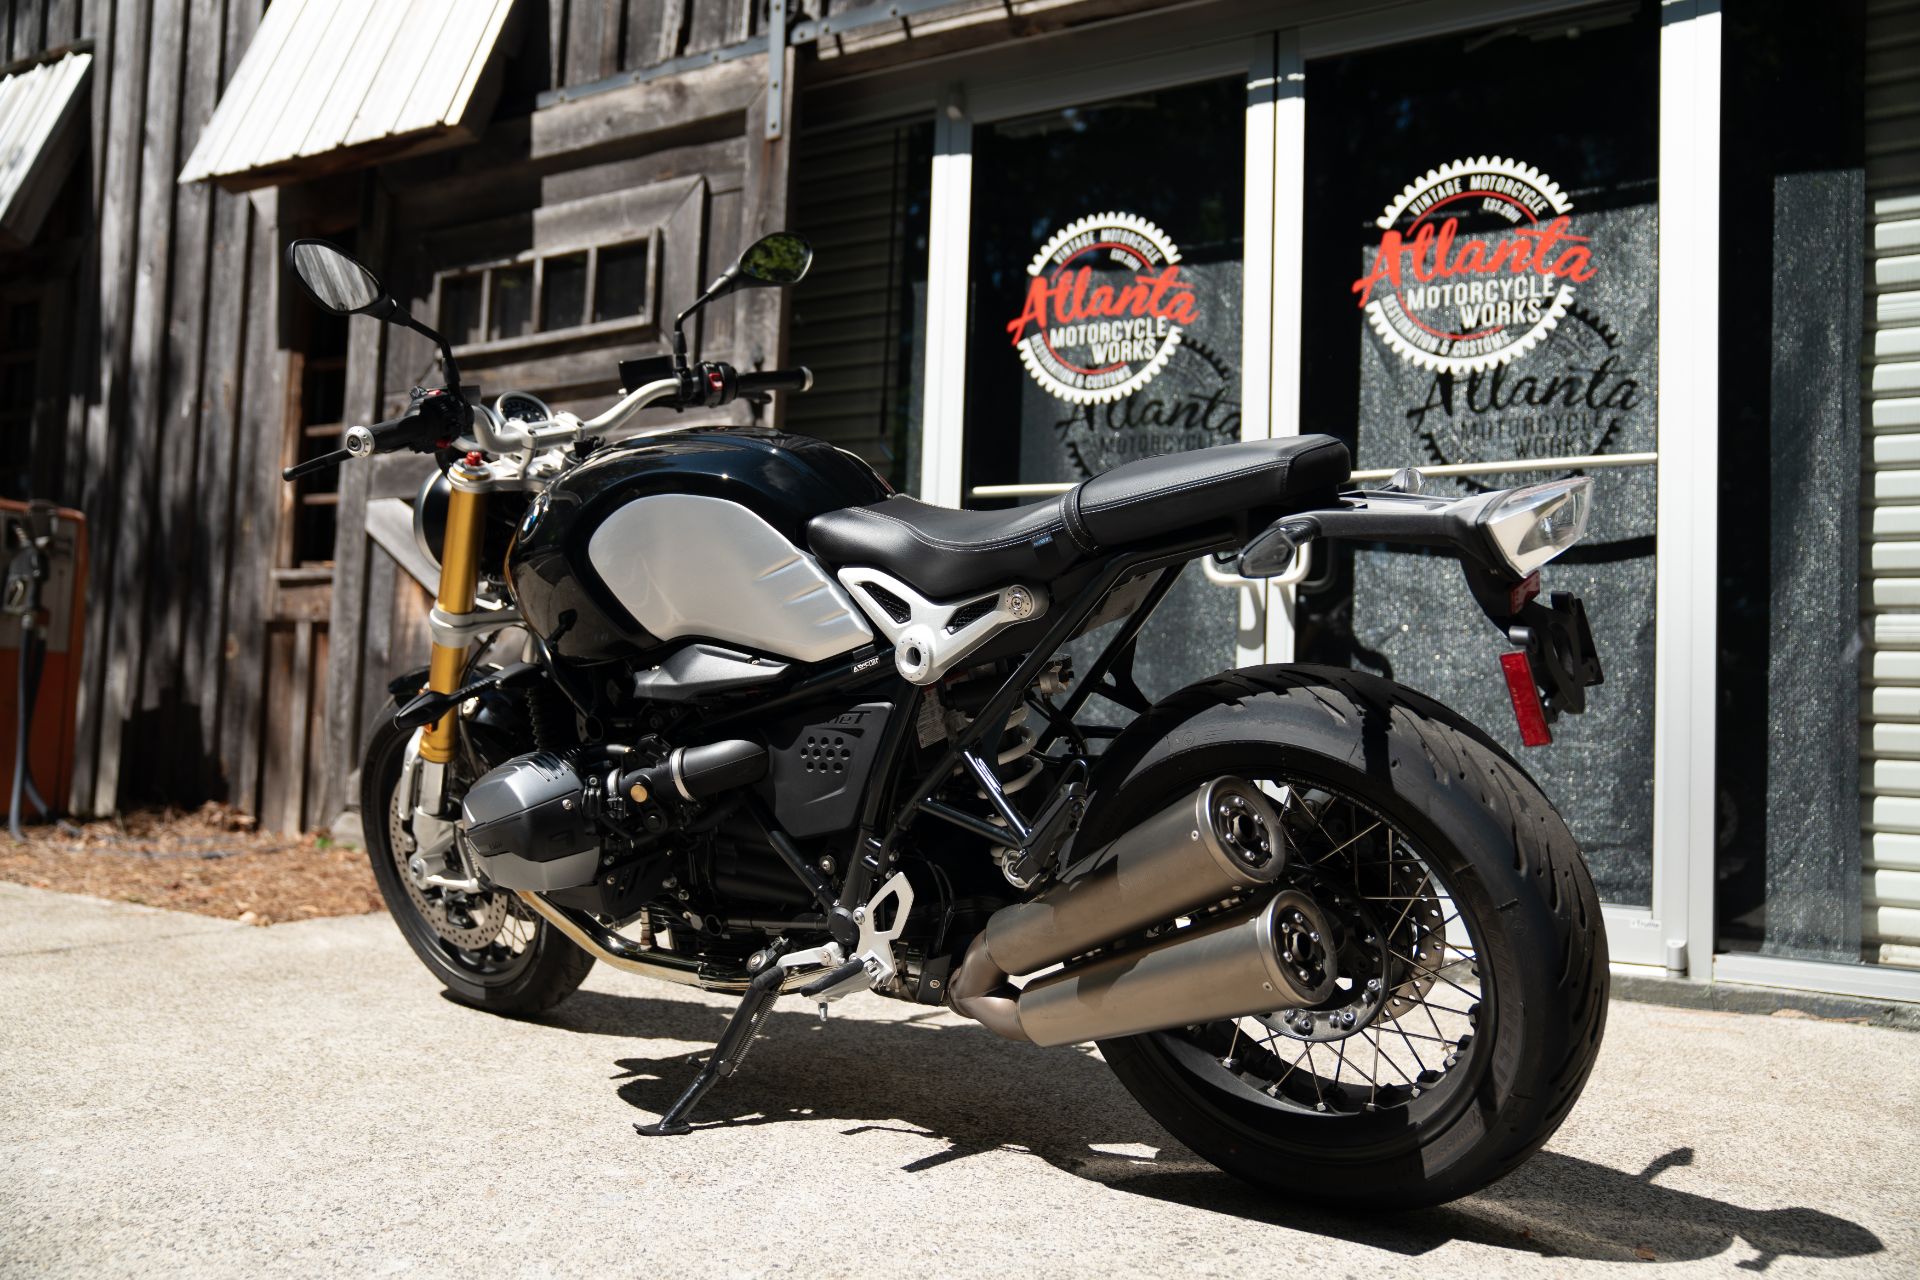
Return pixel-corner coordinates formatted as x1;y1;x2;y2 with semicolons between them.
951;776;1321;1045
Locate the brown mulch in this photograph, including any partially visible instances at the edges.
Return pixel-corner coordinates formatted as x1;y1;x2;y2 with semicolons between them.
0;803;383;926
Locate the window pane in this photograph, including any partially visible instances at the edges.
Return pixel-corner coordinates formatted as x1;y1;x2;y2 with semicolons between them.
594;242;650;324
491;264;534;340
541;252;588;331
439;273;484;347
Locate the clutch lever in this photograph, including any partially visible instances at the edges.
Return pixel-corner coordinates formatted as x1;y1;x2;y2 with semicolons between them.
282;447;353;482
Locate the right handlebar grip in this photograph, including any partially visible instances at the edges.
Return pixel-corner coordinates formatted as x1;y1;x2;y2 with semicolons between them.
734;367;813;396
282;447;353;482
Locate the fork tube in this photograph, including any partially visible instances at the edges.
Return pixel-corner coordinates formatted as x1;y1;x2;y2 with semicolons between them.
420;472;486;765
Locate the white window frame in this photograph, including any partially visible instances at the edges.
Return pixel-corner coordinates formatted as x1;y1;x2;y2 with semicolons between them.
902;0;1743;982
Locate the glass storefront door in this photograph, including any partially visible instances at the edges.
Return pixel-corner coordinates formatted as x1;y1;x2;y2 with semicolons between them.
956;75;1254;705
906;0;1717;975
1293;12;1664;912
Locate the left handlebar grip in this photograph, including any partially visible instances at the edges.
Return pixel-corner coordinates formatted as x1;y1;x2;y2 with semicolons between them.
282;447;353;482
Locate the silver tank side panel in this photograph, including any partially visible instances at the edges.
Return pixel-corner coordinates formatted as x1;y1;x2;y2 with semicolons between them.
585;493;873;663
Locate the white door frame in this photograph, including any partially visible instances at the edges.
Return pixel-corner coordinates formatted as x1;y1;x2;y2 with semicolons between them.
911;0;1720;977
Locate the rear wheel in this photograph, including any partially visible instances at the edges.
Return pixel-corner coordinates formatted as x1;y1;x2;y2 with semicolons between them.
361;699;594;1014
1085;665;1607;1208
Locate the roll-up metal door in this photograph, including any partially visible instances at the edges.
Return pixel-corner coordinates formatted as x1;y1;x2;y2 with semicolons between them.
1861;0;1920;967
787;119;929;489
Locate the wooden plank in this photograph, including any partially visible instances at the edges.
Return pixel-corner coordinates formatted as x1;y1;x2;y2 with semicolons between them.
139;0;225;802
387;131;743;231
284;618;313;831
317;181;390;828
684;0;744;55
222;187;287;818
62;0;118;811
550;0;570;92
304;623;331;831
356;543;399;763
187;0;264;805
9;1;43;61
565;0;620;88
528;53;762;166
638;0;682;68
260;623;296;832
44;0;78;45
77;0;152;815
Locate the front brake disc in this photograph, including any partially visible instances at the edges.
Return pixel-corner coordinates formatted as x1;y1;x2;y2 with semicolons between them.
389;784;506;951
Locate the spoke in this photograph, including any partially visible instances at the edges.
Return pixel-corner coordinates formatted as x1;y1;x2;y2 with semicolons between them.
1388;947;1484;1003
1306;819;1385;867
1303;1041;1330;1111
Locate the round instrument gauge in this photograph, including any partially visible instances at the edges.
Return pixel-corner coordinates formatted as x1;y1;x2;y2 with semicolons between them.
494;391;552;424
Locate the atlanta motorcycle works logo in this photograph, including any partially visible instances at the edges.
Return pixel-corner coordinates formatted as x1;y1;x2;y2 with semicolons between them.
1005;212;1196;405
1352;157;1596;374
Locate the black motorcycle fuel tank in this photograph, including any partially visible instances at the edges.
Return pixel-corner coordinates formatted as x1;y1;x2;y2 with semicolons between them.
507;428;892;664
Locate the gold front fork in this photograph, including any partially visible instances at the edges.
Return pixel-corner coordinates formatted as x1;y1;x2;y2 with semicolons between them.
420;469;488;764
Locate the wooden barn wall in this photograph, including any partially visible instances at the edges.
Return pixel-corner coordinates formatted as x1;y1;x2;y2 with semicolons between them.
2;0;1117;831
1;0;325;827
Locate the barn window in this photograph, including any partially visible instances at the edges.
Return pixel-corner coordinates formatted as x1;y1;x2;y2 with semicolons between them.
433;233;659;355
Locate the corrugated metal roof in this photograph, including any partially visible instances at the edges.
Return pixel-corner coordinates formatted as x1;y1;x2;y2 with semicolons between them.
178;0;517;190
0;49;92;249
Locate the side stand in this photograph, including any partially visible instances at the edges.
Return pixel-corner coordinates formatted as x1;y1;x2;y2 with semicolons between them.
636;949;864;1136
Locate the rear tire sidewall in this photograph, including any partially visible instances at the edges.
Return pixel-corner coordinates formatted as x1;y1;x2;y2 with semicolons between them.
362;700;593;1013
1086;667;1604;1208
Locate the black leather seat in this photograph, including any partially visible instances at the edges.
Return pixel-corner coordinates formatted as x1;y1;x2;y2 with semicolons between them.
807;435;1351;600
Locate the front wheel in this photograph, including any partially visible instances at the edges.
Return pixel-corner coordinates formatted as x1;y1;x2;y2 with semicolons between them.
361;698;594;1014
1084;665;1608;1209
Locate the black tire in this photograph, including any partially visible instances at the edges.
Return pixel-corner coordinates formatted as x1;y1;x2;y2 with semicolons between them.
361;698;594;1015
1085;664;1608;1209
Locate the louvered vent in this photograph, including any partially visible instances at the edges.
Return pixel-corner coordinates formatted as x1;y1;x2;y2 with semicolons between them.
1860;0;1920;969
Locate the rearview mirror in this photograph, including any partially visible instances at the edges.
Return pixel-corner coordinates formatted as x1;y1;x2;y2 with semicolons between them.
733;232;813;288
286;239;387;315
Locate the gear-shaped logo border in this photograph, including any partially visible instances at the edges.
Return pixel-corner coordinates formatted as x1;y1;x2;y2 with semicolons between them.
1015;211;1187;407
1364;156;1580;376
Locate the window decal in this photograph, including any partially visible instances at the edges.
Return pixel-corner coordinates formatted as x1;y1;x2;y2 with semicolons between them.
1005;212;1196;405
1351;156;1595;374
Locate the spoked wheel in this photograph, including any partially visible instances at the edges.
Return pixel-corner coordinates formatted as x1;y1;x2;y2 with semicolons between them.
361;699;593;1014
1159;783;1487;1123
1087;666;1607;1209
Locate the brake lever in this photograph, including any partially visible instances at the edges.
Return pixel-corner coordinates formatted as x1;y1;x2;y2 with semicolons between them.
282;447;353;482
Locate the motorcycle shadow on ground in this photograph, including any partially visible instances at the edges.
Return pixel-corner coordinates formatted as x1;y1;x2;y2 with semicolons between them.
538;987;1882;1269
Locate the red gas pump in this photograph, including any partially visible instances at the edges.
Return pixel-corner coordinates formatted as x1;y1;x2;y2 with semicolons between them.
1;500;87;838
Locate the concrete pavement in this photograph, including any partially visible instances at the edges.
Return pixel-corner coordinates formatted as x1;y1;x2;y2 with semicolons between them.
2;881;1915;1277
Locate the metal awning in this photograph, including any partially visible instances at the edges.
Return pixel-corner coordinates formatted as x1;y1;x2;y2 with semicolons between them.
0;49;92;250
178;0;518;191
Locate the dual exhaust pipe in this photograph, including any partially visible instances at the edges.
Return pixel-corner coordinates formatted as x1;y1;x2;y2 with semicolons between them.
950;776;1331;1047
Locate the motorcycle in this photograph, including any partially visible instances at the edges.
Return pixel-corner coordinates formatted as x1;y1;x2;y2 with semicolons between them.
282;229;1608;1208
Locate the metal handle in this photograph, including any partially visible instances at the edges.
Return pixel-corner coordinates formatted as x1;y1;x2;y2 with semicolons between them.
1201;545;1311;589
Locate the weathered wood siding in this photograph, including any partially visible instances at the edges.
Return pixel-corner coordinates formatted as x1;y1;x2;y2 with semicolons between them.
3;0;1126;829
1;0;792;830
2;0;307;823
